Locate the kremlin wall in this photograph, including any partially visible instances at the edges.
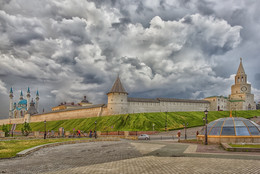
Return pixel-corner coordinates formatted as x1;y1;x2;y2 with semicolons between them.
0;58;256;125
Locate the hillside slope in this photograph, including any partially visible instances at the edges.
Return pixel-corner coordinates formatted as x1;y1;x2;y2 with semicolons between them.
10;110;260;132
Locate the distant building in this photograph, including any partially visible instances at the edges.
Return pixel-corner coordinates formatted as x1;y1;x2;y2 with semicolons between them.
204;58;256;111
204;96;228;111
256;102;260;110
51;96;92;111
228;58;256;110
9;87;39;118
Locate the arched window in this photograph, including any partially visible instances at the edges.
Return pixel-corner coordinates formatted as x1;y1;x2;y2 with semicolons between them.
237;77;240;83
241;77;244;82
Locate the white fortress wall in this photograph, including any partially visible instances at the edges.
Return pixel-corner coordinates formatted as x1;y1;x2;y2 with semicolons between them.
127;98;210;114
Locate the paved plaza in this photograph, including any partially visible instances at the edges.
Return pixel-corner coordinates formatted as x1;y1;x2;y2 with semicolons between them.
0;140;259;173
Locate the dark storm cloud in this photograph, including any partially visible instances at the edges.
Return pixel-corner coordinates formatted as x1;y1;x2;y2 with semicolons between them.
0;0;259;119
196;0;215;15
82;74;105;85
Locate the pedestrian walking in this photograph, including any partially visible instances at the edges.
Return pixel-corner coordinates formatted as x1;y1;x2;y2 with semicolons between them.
77;130;81;137
177;130;181;142
94;130;97;139
89;130;92;138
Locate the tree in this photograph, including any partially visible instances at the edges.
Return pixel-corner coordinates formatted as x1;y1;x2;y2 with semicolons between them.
2;124;9;137
21;122;32;136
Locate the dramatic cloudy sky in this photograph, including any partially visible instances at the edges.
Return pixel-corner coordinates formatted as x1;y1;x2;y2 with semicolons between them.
0;0;260;118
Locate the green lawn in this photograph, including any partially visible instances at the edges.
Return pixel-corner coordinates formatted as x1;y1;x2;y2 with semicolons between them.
229;144;260;148
0;138;85;158
2;110;260;132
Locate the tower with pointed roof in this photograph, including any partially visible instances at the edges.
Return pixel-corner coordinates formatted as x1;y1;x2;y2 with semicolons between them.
8;87;39;118
19;90;23;100
107;76;129;115
26;87;31;110
36;90;39;112
229;58;256;110
9;87;13;118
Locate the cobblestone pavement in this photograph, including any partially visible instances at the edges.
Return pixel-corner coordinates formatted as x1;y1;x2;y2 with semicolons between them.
0;140;259;174
43;156;260;174
0;141;142;174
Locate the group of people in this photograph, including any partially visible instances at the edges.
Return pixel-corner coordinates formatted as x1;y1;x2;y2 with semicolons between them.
88;130;97;139
76;130;97;139
177;130;200;141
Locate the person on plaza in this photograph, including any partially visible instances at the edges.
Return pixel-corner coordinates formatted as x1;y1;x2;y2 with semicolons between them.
94;130;97;139
196;131;199;136
177;130;181;142
77;130;81;137
89;130;92;138
47;130;50;138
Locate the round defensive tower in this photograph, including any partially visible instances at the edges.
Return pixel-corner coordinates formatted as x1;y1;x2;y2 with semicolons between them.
107;76;128;115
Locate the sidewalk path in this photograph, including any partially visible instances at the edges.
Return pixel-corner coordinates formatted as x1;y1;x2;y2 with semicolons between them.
0;140;259;173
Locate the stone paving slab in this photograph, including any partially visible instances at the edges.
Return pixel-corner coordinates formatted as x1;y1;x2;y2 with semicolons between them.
130;142;165;154
42;156;260;174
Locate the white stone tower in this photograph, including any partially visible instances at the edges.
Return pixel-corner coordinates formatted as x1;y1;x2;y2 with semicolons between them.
229;58;256;110
107;76;128;115
9;87;13;118
26;87;31;110
35;90;39;112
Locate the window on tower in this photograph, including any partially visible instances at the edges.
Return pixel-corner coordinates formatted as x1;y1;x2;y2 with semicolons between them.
237;77;240;83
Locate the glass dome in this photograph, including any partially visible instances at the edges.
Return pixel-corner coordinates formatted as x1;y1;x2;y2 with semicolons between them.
207;117;260;136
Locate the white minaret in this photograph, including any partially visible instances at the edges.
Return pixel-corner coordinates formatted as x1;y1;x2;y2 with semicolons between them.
19;90;23;100
26;87;31;110
9;87;13;119
36;90;39;112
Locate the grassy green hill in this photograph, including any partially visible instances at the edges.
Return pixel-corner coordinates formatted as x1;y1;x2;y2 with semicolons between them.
3;110;260;132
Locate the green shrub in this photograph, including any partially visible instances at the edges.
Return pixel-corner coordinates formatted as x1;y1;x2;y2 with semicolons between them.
2;124;10;137
21;122;32;136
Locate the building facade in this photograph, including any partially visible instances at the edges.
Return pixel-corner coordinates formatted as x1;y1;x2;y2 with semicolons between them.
9;87;39;118
229;58;256;110
106;76;210;115
205;58;256;111
204;96;228;111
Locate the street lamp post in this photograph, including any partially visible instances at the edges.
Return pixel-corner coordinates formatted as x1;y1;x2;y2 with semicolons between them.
165;111;168;132
44;120;46;139
204;109;208;145
183;123;188;140
95;121;97;131
235;104;237;117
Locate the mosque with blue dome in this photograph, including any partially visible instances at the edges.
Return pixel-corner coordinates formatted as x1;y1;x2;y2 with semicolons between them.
9;87;39;118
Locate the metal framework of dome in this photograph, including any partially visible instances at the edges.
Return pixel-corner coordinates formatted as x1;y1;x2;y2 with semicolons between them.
207;117;260;136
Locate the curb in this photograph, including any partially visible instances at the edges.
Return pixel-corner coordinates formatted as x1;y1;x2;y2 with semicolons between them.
16;138;120;157
221;143;260;152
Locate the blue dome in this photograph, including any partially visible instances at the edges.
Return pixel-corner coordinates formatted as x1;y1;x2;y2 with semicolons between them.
207;117;260;136
18;99;27;105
